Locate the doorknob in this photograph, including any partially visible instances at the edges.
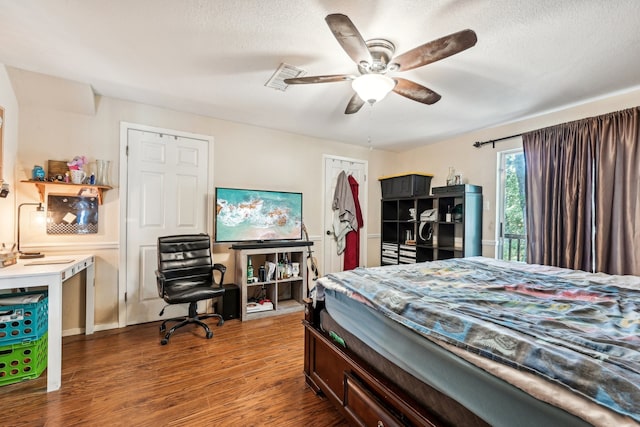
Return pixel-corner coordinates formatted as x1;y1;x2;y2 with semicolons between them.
326;230;333;235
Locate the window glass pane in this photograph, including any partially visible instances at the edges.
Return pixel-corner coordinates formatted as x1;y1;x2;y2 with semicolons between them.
498;150;527;262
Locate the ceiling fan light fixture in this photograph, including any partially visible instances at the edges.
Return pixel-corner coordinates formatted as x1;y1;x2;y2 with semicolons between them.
352;74;395;104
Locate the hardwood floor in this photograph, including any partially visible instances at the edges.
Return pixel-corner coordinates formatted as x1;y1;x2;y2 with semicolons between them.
1;312;348;426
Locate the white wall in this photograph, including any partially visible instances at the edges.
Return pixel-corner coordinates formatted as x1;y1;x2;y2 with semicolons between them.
0;65;19;243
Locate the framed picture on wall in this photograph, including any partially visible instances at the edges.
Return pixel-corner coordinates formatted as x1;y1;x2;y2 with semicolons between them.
47;194;99;234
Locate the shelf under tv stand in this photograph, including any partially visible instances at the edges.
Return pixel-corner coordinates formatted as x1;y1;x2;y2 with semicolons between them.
230;240;313;250
232;244;312;321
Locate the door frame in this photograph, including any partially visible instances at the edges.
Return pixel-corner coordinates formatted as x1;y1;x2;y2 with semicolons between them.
322;154;368;273
117;122;215;328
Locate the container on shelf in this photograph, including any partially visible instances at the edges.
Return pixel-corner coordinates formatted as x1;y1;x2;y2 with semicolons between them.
379;173;433;199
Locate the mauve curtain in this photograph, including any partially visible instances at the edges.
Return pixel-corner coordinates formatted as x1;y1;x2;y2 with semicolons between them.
595;108;640;275
523;106;640;275
523;122;595;271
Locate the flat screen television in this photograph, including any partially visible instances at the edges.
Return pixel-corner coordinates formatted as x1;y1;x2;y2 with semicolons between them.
214;187;303;243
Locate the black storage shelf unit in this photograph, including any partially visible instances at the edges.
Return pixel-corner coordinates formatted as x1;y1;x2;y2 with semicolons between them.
380;184;482;265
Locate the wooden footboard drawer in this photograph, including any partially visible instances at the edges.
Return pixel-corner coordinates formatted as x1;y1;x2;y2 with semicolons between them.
344;372;403;427
304;319;440;426
305;319;350;405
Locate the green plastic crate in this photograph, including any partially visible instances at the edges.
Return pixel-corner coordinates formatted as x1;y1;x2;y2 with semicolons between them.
0;331;47;386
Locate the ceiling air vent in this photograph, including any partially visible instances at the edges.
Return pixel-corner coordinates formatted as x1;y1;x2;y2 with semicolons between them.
265;63;305;91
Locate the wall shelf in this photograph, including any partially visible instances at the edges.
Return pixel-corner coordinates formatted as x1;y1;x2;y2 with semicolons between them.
21;180;113;205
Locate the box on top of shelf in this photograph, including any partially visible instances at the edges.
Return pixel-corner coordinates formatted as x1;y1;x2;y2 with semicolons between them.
0;291;48;346
379;173;433;199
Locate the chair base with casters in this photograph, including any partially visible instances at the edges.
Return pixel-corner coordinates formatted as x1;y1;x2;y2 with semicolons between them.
156;234;227;345
159;301;224;345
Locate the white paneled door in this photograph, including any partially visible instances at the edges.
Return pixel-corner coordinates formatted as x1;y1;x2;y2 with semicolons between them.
125;128;211;325
323;156;367;275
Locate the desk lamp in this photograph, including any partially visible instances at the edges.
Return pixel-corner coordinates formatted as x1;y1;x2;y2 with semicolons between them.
17;202;45;259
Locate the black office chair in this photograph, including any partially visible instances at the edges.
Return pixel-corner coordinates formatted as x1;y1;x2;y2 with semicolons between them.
156;234;226;345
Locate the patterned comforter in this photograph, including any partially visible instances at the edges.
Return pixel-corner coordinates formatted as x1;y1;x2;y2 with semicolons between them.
319;257;640;422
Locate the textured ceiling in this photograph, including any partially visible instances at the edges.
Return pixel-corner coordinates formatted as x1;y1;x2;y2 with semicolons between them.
1;0;640;151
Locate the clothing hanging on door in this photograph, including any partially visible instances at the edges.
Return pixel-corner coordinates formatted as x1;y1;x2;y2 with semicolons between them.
344;174;364;270
332;170;357;255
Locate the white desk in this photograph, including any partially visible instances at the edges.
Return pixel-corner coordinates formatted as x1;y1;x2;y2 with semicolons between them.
0;254;95;392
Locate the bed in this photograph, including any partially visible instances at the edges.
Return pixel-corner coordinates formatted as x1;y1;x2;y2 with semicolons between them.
303;257;639;426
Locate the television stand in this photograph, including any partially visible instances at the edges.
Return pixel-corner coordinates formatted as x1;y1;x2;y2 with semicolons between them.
232;243;312;320
230;240;312;250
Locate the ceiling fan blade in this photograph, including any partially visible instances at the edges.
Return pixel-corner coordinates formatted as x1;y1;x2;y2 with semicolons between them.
345;93;365;114
325;14;373;66
284;74;356;85
392;29;477;72
393;78;441;104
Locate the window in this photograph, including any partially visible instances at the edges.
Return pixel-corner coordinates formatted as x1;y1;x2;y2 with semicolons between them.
496;149;527;262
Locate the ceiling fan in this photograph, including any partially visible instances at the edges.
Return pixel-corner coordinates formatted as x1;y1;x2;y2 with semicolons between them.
284;14;477;114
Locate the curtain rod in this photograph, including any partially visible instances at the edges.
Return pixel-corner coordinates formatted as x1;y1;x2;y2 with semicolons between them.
472;133;522;148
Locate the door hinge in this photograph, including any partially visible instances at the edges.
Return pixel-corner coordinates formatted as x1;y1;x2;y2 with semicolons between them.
126;145;129;156
124;292;127;302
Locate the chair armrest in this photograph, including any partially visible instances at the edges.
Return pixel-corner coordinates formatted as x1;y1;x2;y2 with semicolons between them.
155;270;167;297
212;263;226;287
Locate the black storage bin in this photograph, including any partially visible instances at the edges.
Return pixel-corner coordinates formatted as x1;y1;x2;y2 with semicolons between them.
379;173;433;199
220;284;240;320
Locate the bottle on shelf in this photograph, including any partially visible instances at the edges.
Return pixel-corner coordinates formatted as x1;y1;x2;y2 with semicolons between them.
446;167;456;186
278;256;284;279
247;256;254;283
446;205;452;222
286;255;293;278
283;254;290;278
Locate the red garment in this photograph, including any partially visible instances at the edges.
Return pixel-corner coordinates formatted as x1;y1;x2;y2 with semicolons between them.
344;175;364;270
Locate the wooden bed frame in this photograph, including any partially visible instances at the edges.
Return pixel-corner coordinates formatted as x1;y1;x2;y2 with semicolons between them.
302;299;489;427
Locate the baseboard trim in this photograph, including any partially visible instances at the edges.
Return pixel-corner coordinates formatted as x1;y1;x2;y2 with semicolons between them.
63;322;121;337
